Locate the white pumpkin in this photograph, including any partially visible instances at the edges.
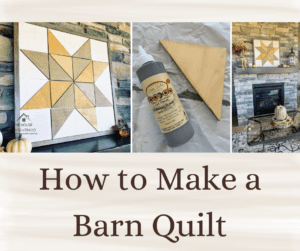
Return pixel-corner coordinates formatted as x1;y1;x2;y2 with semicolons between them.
274;105;287;121
6;134;32;153
0;130;2;146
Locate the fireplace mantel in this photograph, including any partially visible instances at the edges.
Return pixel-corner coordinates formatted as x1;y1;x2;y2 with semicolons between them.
234;67;299;75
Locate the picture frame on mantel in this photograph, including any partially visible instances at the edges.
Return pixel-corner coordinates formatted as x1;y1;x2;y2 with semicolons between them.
253;39;280;67
14;22;118;148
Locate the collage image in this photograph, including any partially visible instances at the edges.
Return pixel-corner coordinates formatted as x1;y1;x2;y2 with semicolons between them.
0;22;299;153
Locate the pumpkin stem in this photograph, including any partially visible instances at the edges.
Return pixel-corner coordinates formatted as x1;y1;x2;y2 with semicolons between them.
18;134;22;141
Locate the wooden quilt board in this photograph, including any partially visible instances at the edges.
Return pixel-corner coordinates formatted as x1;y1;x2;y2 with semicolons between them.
253;39;280;67
14;23;117;147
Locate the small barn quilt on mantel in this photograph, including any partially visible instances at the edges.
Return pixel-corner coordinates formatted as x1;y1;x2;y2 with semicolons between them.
253;39;280;67
15;23;116;146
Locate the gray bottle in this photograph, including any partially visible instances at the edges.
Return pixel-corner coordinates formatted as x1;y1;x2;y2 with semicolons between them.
135;46;194;147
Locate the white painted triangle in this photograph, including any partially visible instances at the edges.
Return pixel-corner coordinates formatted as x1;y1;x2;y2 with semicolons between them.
49;28;72;56
94;67;113;103
19;78;49;108
49;29;89;56
20;52;48;80
19;109;52;143
19;23;48;53
69;34;89;56
91;39;109;62
96;107;115;132
54;109;97;139
19;53;49;108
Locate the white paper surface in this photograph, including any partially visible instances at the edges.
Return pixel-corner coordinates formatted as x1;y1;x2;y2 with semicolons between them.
132;22;231;152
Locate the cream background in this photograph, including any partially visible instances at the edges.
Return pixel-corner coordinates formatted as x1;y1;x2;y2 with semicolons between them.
1;1;300;250
0;154;300;250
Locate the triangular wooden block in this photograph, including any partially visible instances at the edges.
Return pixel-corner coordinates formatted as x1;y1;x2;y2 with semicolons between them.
93;61;109;82
76;62;94;83
51;54;73;79
73;58;91;80
21;82;51;110
76;82;96;105
21;50;49;78
51;108;74;138
73;39;91;60
77;108;98;131
160;40;227;120
95;86;112;107
49;56;72;81
50;81;73;106
53;84;75;108
48;30;71;57
74;85;94;108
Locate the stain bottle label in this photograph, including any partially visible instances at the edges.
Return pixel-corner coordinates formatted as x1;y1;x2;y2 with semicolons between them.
141;73;189;133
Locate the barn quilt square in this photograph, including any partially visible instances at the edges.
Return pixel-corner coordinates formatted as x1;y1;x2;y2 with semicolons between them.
16;23;116;145
253;39;280;67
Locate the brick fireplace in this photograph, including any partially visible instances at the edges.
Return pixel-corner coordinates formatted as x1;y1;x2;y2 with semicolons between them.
233;70;298;126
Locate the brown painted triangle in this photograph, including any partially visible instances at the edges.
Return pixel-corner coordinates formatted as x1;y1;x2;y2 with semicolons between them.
51;54;73;79
95;86;113;107
73;39;91;60
50;81;73;106
49;55;72;81
74;85;94;108
73;58;91;80
160;39;226;121
76;62;94;83
21;50;50;78
51;108;74;138
53;84;75;108
93;61;109;82
21;82;51;110
77;108;98;131
76;82;95;105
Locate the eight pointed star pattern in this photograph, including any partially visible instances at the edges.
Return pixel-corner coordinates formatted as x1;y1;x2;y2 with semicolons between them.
18;23;115;143
254;40;280;67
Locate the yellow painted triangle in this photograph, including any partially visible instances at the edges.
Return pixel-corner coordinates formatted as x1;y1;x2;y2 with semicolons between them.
48;30;71;57
160;40;226;120
77;108;98;131
50;81;73;106
51;54;73;78
76;62;94;83
21;82;51;110
74;85;94;108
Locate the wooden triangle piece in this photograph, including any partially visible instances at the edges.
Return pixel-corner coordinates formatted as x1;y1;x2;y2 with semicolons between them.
21;50;49;78
160;39;227;120
93;61;109;82
51;54;73;79
48;30;71;56
74;85;94;108
95;86;113;107
51;108;74;138
73;39;91;60
76;82;96;106
50;81;73;106
21;82;51;110
49;55;72;81
53;84;75;108
73;58;91;80
77;108;98;131
76;62;94;83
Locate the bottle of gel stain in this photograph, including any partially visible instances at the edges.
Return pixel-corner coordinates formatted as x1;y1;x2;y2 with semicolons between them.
136;46;194;147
